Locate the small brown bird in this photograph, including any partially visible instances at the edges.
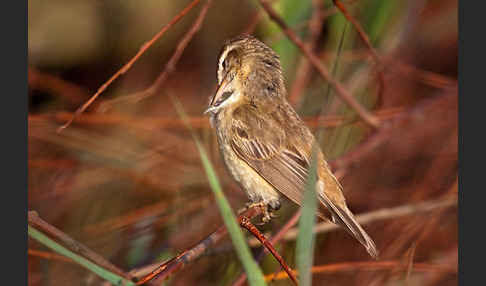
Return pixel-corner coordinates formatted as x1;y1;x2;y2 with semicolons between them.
205;35;378;258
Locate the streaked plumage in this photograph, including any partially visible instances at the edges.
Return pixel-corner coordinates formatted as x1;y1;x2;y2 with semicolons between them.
205;35;378;258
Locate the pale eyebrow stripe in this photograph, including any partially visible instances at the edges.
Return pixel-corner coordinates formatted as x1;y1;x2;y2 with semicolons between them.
217;45;236;84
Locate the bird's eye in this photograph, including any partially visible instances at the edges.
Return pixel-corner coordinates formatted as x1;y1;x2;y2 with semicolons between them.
263;59;274;67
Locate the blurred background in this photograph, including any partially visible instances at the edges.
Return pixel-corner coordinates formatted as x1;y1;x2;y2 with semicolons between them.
28;0;457;285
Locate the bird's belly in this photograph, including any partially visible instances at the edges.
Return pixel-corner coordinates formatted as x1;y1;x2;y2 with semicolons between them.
219;141;281;208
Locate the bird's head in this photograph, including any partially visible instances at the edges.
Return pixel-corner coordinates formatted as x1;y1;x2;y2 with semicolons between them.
205;35;285;115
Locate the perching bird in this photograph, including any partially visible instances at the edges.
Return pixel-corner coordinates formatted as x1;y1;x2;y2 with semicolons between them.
205;35;378;258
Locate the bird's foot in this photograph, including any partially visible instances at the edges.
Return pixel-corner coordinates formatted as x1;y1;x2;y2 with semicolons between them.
237;202;254;215
238;202;273;224
238;201;263;213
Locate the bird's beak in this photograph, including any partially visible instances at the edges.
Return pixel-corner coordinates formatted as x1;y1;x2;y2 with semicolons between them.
205;76;233;114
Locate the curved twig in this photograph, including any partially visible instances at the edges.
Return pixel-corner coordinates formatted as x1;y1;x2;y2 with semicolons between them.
232;210;301;286
28;211;133;281
332;0;386;107
256;0;380;129
240;216;298;285
134;207;262;285
57;0;202;132
98;0;212;112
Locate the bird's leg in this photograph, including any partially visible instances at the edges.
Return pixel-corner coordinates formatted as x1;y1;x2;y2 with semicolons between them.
237;202;254;214
260;207;272;224
238;201;272;224
238;201;262;213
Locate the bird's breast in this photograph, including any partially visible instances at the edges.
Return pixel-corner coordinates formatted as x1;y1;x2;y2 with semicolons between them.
211;112;280;206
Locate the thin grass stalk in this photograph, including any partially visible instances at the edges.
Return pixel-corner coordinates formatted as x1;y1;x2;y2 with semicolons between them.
170;96;267;286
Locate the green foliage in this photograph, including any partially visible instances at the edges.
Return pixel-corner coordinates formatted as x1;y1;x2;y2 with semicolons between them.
260;0;312;78
362;0;400;45
171;97;267;286
296;145;319;286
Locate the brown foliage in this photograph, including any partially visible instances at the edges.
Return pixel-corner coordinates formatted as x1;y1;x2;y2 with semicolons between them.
28;0;457;285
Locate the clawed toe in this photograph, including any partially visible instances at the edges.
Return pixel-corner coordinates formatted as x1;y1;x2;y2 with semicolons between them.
238;202;258;214
240;201;277;224
261;212;271;223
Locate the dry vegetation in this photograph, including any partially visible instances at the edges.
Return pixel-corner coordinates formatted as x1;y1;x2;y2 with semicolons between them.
28;0;457;285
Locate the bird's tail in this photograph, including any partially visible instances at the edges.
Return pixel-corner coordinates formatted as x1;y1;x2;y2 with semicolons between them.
317;192;379;259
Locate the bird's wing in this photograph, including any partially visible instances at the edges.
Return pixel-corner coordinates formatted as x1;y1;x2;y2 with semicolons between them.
230;107;311;206
229;106;378;258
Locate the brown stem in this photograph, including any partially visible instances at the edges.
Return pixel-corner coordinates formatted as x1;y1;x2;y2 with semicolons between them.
404;243;417;285
332;0;386;107
240;216;298;285
288;0;325;106
266;260;456;282
134;207;262;285
57;0;203;132
243;11;263;35
232;210;301;286
98;0;213;112
313;50;456;89
28;249;74;263
28;67;88;106
28;211;133;281
247;197;457;246
31;107;404;131
256;0;380;129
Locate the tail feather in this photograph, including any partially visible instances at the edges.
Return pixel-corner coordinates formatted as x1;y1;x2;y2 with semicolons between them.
318;192;379;259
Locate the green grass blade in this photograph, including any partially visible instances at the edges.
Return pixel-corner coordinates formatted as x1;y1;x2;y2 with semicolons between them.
170;97;266;286
28;225;135;286
258;0;311;78
362;0;399;45
296;145;319;286
272;0;311;72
